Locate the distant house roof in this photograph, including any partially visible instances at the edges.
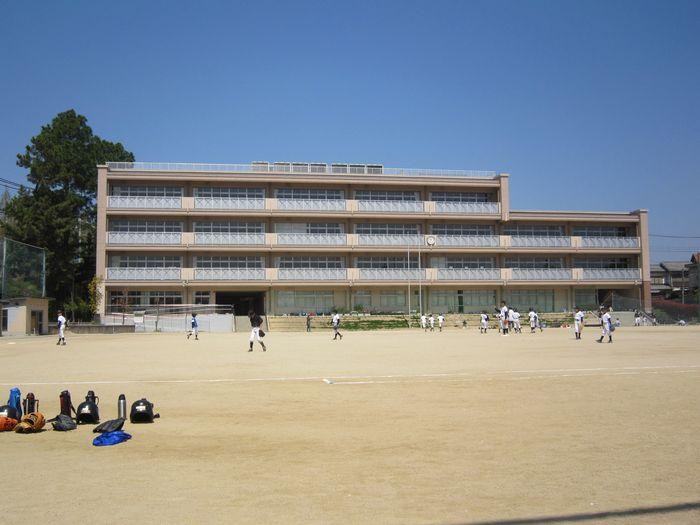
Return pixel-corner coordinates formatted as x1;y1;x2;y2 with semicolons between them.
660;261;689;272
650;264;664;273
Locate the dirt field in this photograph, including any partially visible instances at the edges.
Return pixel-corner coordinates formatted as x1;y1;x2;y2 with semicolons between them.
1;326;699;525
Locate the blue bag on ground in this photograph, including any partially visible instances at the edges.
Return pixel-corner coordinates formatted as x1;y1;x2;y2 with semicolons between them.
8;388;22;420
92;430;132;446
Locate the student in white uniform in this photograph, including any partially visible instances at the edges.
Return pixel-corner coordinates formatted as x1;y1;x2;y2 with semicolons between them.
573;306;584;340
428;314;435;332
480;311;489;334
634;310;641;327
596;308;613;343
500;301;510;335
437;314;445;332
420;314;428;332
56;310;67;346
512;309;522;333
332;311;343;340
528;308;538;333
507;307;517;334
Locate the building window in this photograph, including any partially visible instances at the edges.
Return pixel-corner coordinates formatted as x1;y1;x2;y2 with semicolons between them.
109;220;183;233
354;190;419;202
354;223;420;235
503;289;555;312
195;256;264;269
429;290;496;313
355;256;419;269
194;187;264;199
194;291;210;305
275;222;343;234
276;291;334;313
504;257;564;269
379;290;406;308
574;289;597;309
573;257;630;269
503;224;564;237
110;186;182;197
148;291;183;305
277;256;344;269
430;224;494;236
194;222;264;233
430;192;489;203
352;291;373;309
430;256;495;269
572;226;629;237
275;188;344;200
109;255;182;268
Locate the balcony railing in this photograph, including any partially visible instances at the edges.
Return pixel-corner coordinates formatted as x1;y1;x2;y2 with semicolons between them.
193;197;265;210
437;268;501;280
581;268;641;280
358;268;426;280
107;232;182;245
106;162;498;179
277;233;347;245
356;234;424;246
193;268;266;280
434;202;501;214
106;267;181;280
277;199;347;212
580;237;640;249
357;200;424;213
278;268;348;280
434;235;500;247
511;268;573;280
108;196;182;209
510;236;572;248
194;233;266;245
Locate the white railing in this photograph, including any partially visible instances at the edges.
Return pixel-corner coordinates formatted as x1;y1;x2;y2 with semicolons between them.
278;268;348;280
193;268;266;280
194;233;266;245
437;268;501;280
581;268;641;280
580;237;640;249
510;236;572;248
107;232;182;245
434;202;501;214
358;268;426;280
106;267;181;280
106;162;498;179
511;268;573;280
277;199;347;211
108;196;182;209
193;197;265;210
357;200;424;213
276;233;347;245
435;235;500;247
356;234;424;246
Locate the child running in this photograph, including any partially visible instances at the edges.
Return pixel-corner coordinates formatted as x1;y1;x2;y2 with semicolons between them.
480;311;489;334
332;311;343;340
420;313;427;332
437;314;445;332
428;313;435;332
187;312;199;340
596;307;613;344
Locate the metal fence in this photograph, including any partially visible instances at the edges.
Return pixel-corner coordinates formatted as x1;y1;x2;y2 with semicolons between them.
102;304;235;332
0;237;46;299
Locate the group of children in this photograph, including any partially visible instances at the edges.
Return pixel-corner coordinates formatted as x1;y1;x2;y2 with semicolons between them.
420;313;446;332
481;302;543;336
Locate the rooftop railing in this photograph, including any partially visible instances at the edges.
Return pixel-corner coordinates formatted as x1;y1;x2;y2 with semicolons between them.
106;162;498;179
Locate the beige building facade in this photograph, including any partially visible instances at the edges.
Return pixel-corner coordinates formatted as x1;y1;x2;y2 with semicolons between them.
95;162;651;317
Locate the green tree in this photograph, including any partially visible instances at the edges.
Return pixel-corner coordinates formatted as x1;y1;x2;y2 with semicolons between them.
1;110;133;308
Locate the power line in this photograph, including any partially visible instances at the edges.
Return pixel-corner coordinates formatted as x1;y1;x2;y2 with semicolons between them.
650;234;700;239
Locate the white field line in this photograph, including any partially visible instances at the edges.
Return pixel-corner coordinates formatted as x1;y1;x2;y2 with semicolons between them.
1;365;699;387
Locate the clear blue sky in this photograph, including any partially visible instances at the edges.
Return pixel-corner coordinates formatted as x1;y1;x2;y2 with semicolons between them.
1;0;698;261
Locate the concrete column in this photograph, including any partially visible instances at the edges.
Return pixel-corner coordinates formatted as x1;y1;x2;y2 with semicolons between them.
499;173;510;222
95;165;108;317
635;209;652;311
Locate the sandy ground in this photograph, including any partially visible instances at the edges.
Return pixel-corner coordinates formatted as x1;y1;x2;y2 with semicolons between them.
1;326;699;525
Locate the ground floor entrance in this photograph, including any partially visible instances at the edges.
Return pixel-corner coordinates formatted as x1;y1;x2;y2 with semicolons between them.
215;291;266;315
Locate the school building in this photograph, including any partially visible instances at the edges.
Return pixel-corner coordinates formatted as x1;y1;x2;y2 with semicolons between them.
95;161;651;317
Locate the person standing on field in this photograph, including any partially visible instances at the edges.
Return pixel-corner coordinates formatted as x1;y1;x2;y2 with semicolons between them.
512;309;522;333
332;311;343;340
528;308;538;333
596;308;613;344
573;306;584;340
420;313;428;331
500;301;510;336
428;313;435;332
437;314;445;332
187;312;199;340
248;310;267;352
56;310;67;346
480;311;489;333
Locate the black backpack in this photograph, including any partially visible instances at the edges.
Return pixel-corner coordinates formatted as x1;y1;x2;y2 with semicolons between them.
130;399;159;423
0;405;19;420
50;414;77;431
93;418;125;433
76;391;100;425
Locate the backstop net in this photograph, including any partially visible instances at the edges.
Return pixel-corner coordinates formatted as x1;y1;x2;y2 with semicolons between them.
0;237;46;299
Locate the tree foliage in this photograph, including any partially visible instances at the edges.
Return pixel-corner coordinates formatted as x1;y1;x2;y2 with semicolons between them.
1;110;133;309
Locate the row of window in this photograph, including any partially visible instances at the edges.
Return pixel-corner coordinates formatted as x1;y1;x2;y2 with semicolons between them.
110;186;493;202
108;255;633;269
107;220;633;237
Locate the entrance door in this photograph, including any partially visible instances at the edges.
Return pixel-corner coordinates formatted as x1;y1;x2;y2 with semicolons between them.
30;310;43;335
215;292;266;315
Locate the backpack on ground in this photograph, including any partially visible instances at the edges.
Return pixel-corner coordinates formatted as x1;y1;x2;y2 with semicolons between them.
49;414;77;431
93;418;125;433
130;399;159;423
4;388;22;421
76;390;100;425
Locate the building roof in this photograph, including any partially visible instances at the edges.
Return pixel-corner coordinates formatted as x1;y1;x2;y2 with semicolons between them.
660;261;690;272
650;264;664;273
691;253;700;264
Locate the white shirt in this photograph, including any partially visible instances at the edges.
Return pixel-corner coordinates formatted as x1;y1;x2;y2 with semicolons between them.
602;312;611;327
507;309;516;322
429;316;435;326
574;311;584;323
501;306;509;319
480;314;488;323
528;311;538;323
437;315;444;325
420;315;427;325
57;315;66;328
332;313;341;326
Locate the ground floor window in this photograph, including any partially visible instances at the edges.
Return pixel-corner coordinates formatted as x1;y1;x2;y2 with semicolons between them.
503;289;556;312
574;289;597;309
352;290;373;310
276;290;334;314
194;291;211;305
379;290;406;309
429;290;496;313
